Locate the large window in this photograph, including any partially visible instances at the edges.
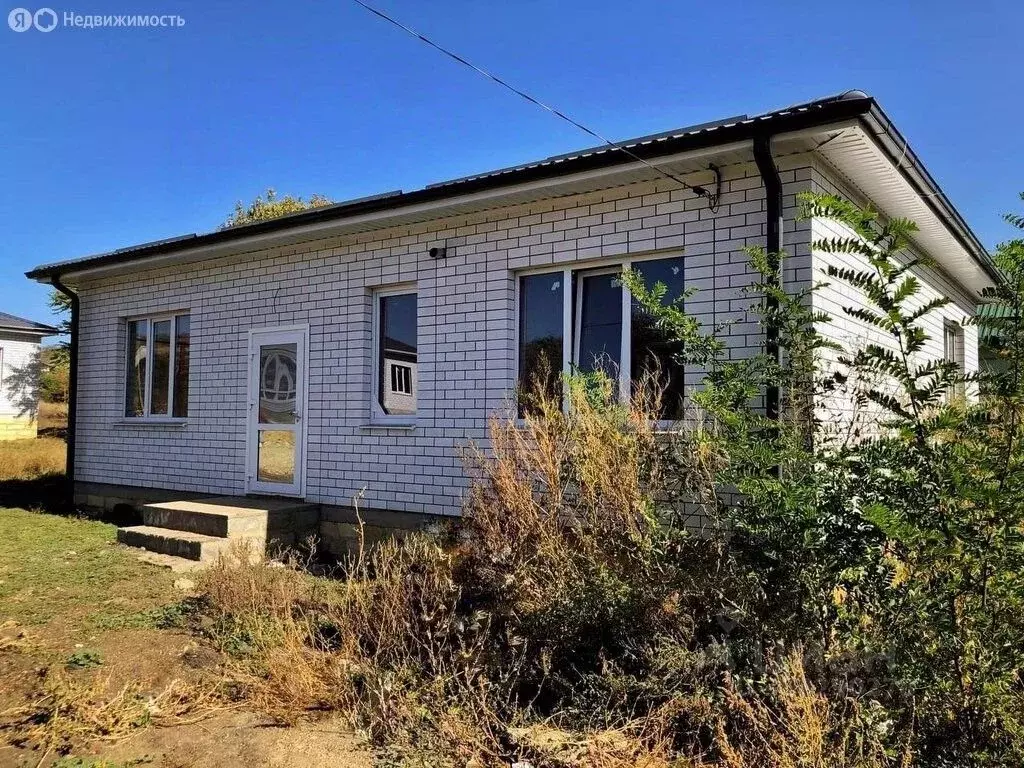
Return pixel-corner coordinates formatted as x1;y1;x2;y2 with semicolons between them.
517;256;687;420
125;313;190;419
374;289;418;420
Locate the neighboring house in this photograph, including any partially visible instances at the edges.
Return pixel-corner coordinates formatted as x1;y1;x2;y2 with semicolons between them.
26;92;998;554
0;312;58;439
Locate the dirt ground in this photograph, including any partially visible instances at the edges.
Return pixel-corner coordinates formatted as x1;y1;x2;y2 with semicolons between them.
91;712;371;768
0;507;373;768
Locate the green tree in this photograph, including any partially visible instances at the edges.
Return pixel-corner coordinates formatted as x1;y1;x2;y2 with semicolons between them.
46;288;72;366
625;191;1024;763
221;188;333;229
38;346;69;403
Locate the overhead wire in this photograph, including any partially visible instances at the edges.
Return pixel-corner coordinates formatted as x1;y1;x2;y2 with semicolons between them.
350;0;718;208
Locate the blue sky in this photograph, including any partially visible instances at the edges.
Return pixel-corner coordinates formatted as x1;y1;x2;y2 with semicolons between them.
2;0;1021;326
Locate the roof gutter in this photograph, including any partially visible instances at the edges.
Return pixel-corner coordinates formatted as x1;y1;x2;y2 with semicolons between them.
50;276;78;505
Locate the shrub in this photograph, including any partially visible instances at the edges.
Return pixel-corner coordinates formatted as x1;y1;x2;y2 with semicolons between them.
198;193;1024;766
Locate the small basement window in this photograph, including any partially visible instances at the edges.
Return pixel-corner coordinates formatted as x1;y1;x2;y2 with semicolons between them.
373;289;417;421
125;313;190;419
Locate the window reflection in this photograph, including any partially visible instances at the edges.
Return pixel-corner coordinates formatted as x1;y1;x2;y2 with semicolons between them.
259;343;298;424
125;319;148;417
150;320;171;415
378;293;417;415
518;273;563;413
631;256;687;420
576;272;622;379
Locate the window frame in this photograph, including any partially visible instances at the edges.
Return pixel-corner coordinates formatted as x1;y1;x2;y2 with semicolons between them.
943;319;966;401
390;363;413;395
370;285;418;425
514;252;683;421
124;311;190;422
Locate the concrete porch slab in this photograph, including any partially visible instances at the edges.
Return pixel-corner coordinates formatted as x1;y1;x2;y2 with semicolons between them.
120;495;320;561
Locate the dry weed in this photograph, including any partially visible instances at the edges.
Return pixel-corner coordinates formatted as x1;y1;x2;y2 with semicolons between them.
193;382;912;767
0;437;65;481
712;650;903;768
459;377;666;615
0;665;226;757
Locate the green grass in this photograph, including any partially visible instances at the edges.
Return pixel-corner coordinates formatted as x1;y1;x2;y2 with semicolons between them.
66;648;103;669
91;597;204;631
0;507;175;626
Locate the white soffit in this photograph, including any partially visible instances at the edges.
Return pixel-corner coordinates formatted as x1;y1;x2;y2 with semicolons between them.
813;124;992;296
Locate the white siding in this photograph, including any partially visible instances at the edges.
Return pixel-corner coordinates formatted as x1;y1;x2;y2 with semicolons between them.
810;160;979;439
0;332;42;438
73;159;814;516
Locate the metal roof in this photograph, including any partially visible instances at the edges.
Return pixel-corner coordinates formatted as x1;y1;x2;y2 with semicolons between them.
24;91;996;285
0;311;59;335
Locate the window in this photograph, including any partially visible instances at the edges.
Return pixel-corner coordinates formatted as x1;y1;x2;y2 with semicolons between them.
517;256;687;420
943;320;965;401
125;313;190;418
391;363;412;394
518;272;564;413
374;290;417;419
575;270;623;378
630;257;687;419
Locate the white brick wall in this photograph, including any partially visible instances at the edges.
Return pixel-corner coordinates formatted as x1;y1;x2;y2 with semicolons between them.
72;158;814;516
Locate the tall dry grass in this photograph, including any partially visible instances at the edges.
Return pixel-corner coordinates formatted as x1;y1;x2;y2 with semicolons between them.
0;665;224;757
0;437;65;481
198;380;907;767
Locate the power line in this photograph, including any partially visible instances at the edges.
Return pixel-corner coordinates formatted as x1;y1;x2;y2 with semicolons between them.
350;0;717;206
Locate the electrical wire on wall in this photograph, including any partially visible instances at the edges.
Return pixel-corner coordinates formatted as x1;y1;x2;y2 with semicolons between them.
350;0;721;210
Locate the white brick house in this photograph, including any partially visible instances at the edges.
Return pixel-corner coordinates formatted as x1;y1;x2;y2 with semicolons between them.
26;93;997;551
0;312;58;440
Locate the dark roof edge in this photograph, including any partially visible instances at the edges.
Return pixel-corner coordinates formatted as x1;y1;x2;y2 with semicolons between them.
25;93;993;284
26;94;875;281
0;321;59;335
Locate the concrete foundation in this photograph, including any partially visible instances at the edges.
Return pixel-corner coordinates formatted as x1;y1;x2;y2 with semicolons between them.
75;481;448;559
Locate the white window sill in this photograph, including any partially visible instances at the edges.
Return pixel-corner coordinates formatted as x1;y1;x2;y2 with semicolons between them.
114;418;189;427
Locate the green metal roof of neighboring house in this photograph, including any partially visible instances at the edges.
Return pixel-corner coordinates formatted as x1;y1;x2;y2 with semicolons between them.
977;302;1015;343
977;303;1012;320
0;311;59;336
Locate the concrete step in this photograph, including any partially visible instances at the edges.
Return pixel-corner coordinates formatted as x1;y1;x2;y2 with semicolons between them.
119;495;319;562
117;525;237;562
135;550;204;573
139;496;316;540
141;502;265;539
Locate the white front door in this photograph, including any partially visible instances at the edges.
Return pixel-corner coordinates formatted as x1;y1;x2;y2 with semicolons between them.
246;326;307;496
